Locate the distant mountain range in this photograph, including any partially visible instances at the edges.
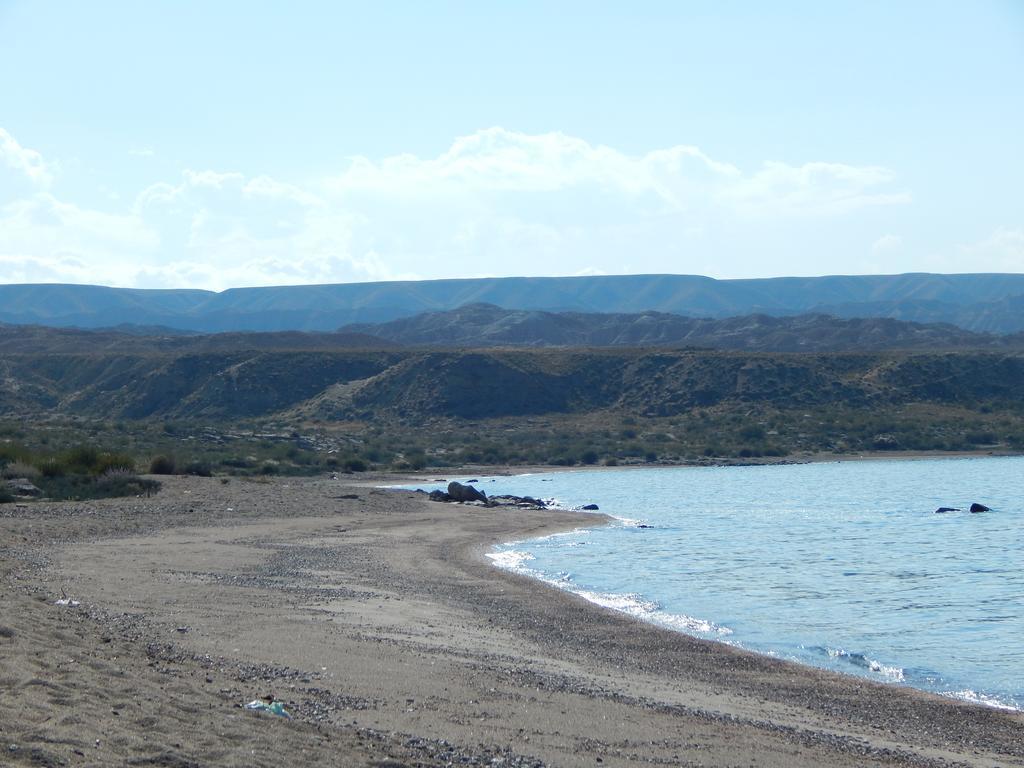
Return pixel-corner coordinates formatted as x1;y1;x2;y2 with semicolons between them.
2;273;1024;333
341;303;1024;351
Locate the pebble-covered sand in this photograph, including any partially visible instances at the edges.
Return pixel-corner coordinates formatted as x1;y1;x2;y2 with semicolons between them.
1;474;1022;767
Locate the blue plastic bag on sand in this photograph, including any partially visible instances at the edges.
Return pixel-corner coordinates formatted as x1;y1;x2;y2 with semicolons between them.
245;699;291;718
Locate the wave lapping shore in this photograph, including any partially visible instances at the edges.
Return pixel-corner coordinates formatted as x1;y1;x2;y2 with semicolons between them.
2;475;1022;767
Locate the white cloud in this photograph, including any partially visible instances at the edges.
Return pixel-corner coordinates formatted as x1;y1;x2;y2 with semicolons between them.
961;227;1024;271
0;127;916;289
723;161;911;217
327;127;901;219
872;234;904;253
0;127;56;187
0;193;156;253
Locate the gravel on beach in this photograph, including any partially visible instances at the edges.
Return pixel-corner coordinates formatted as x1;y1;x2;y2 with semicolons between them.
2;474;1022;767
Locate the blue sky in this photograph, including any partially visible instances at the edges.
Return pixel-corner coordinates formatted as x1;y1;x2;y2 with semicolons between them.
1;0;1021;290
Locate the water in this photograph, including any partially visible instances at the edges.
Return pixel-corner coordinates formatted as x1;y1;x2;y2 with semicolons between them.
401;457;1024;710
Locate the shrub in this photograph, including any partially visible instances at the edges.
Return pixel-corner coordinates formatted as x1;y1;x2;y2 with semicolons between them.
183;460;213;477
343;458;367;473
149;455;177;475
220;457;255;469
93;452;136;475
96;467;136;483
1;461;40;480
739;424;766;440
401;452;427;471
38;458;68;477
0;488;14;504
61;445;100;474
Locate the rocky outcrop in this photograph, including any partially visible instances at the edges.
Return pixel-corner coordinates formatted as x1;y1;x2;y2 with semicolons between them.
969;502;991;513
5;479;41;497
446;481;487;503
934;507;960;513
489;495;546;509
424;486;548;509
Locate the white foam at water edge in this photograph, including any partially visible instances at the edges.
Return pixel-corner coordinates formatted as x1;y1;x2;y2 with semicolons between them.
511;527;594;545
944;690;1021;712
486;550;535;571
573;588;733;636
488;547;733;638
824;647;905;682
868;661;905;683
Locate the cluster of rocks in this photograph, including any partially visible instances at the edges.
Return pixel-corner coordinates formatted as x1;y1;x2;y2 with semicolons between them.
4;478;41;497
934;502;991;514
424;481;549;509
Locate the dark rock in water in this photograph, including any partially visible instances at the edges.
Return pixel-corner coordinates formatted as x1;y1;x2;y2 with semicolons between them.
969;502;991;513
428;490;453;502
466;479;479;483
447;481;487;503
934;507;960;513
637;524;654;528
581;503;599;511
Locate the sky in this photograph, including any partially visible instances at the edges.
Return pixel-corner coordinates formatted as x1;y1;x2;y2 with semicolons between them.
0;0;1022;291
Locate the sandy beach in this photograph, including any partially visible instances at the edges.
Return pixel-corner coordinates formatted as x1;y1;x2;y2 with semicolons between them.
2;473;1022;767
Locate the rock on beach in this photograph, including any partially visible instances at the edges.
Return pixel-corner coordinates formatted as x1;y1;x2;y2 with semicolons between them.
446;481;488;503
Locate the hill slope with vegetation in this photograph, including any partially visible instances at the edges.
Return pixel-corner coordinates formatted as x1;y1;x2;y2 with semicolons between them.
341;303;1024;350
2;323;1022;475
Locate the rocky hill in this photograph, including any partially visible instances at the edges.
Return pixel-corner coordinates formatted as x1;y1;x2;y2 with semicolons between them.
341;303;1022;350
0;324;395;355
3;272;1024;332
2;336;1022;423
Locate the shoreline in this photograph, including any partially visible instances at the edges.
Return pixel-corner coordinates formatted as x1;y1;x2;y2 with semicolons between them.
480;531;1021;715
3;474;1023;766
406;472;1023;716
390;457;1022;713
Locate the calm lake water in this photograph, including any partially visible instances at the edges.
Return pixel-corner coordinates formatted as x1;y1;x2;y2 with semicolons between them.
401;457;1023;711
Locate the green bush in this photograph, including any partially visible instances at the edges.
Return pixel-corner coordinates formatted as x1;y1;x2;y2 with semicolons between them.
38;458;66;478
739;424;766;440
401;451;427;471
220;457;255;469
1;461;40;480
149;455;177;475
183;460;213;477
92;452;136;475
61;445;100;474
